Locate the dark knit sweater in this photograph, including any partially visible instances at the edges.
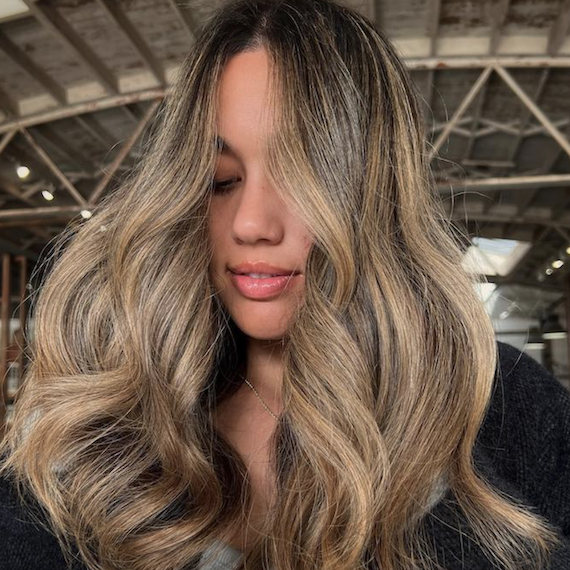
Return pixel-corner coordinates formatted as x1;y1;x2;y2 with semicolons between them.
1;340;569;570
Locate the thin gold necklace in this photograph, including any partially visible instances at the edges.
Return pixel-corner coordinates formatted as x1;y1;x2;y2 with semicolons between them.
238;373;279;421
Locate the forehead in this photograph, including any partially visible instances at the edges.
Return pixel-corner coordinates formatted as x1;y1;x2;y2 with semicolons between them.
216;48;276;156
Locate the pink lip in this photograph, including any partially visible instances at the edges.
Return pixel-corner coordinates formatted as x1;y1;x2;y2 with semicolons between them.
229;261;300;276
228;271;301;299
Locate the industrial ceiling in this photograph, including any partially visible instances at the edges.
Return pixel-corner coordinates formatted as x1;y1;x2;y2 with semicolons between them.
0;0;569;321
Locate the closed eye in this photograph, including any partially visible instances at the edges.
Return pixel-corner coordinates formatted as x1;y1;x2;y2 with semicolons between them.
211;177;240;195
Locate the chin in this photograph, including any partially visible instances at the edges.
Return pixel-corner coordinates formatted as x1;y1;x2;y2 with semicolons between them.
221;295;301;341
234;322;288;342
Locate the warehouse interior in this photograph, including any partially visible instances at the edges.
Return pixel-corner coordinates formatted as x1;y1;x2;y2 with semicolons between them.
0;0;569;433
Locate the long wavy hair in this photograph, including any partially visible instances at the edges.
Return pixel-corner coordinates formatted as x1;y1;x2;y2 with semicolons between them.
0;1;562;569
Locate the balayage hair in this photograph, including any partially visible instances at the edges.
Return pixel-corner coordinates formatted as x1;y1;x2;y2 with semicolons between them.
0;0;563;569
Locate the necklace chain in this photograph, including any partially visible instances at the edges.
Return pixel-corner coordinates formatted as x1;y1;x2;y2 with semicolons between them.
239;373;279;421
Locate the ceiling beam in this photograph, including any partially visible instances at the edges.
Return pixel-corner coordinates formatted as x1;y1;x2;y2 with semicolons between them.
3;142;61;187
463;74;491;161
120;104;140;124
31;123;95;175
554;226;570;243
428;66;493;160
524;117;569;136
550;144;570;222
423;0;440;127
547;0;570;56
428;0;441;56
450;212;570;230
95;0;166;86
0;175;55;241
461;159;515;169
0;29;66;105
0;54;567;135
0;216;77;230
0;205;81;222
477;117;520;136
406;56;570;70
430;116;473;136
0;85;19;118
486;275;562;293
493;63;570;160
0;174;44;209
0;130;16;155
165;0;198;41
74;114;115;151
432;116;569;140
503;69;551;223
439;172;570;192
487;69;551;222
19;127;87;207
489;0;511;55
0;87;166;134
21;0;119;94
88;97;162;205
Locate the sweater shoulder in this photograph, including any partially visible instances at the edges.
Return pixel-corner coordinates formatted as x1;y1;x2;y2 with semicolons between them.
489;341;570;454
0;471;83;570
480;340;570;452
477;340;570;536
494;340;570;402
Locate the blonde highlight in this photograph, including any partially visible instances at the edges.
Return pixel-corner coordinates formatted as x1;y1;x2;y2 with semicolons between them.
0;1;562;569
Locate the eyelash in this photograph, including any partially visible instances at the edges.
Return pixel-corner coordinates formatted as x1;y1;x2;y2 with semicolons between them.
211;177;240;195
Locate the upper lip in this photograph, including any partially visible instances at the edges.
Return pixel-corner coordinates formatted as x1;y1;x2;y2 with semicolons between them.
229;261;301;275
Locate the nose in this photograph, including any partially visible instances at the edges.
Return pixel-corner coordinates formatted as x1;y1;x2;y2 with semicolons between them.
231;176;285;245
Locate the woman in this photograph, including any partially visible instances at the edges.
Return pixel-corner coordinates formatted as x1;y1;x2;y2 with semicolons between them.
1;0;569;569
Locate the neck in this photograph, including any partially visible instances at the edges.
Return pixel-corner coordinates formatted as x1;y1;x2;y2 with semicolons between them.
243;337;284;409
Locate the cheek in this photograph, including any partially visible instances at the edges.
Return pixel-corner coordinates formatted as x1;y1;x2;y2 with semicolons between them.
301;231;314;257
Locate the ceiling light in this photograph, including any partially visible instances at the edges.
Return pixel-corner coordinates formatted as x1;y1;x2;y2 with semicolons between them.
16;164;30;179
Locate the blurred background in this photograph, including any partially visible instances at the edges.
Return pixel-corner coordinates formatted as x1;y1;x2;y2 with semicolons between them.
0;0;569;435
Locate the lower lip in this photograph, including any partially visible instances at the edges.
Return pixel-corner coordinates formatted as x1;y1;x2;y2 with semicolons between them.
229;271;301;299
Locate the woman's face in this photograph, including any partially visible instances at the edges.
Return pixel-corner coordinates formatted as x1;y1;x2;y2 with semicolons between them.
208;47;312;342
